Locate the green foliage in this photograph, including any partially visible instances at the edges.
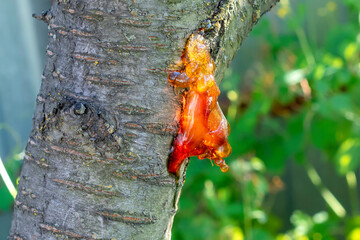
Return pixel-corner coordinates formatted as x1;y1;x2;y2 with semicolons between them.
173;0;360;239
0;152;21;211
0;124;22;211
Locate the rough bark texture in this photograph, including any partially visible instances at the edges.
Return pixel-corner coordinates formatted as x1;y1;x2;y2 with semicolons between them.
9;0;278;239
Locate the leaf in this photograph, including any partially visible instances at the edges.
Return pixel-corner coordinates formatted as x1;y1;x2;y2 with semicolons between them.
250;228;275;240
285;114;305;159
335;138;360;174
290;210;314;234
284;69;306;85
0;154;21;211
310;117;338;149
256;135;286;173
343;0;360;10
0;186;14;211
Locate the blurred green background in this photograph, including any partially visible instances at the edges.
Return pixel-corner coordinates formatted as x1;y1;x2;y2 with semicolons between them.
1;0;360;239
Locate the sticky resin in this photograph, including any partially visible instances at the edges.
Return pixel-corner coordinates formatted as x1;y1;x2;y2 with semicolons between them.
168;33;232;175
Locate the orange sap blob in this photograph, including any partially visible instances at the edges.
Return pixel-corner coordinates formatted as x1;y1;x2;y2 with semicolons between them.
168;33;232;175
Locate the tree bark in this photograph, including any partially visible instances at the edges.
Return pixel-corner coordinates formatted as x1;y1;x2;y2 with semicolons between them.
9;0;278;239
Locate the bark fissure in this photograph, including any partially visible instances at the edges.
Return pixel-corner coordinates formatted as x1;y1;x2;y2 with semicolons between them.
10;0;278;239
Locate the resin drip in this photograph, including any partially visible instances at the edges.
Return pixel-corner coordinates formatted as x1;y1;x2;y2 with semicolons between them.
168;33;232;175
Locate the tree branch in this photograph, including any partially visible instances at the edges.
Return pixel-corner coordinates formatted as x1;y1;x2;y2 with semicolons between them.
206;0;279;82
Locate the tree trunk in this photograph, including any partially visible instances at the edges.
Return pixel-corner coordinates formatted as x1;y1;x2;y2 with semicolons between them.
9;0;278;239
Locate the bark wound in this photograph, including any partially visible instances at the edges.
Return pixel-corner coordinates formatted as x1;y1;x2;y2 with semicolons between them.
35;99;126;165
168;33;231;175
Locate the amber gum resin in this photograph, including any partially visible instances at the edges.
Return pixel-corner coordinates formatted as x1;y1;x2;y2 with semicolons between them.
168;33;232;175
